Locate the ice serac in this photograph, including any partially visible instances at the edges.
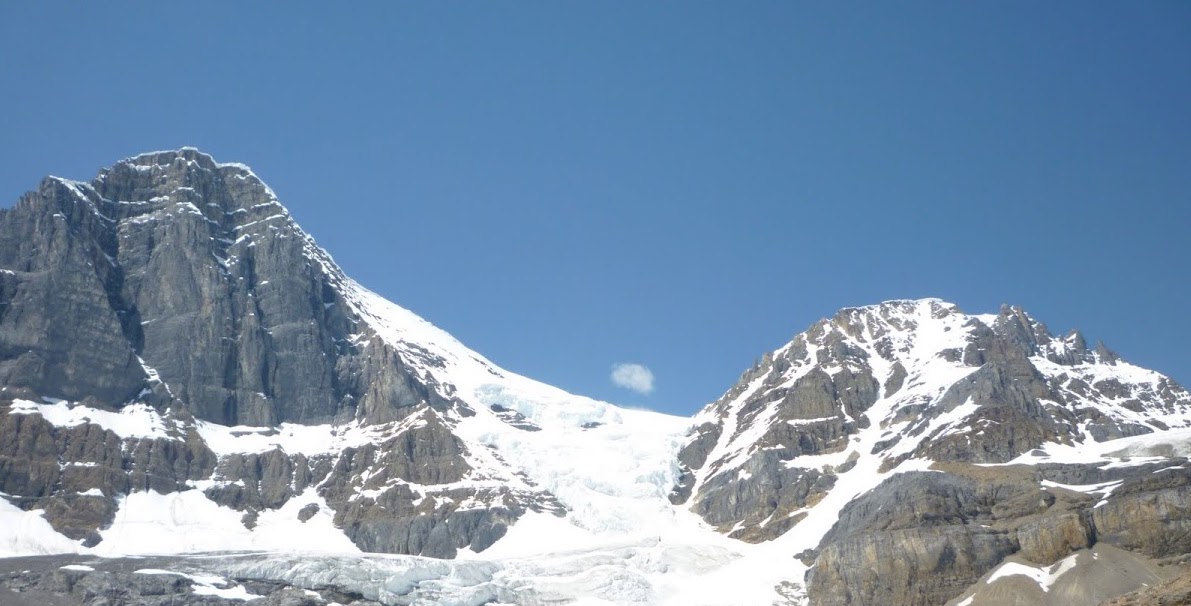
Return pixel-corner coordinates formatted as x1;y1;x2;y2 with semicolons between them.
674;298;1191;605
0;148;641;559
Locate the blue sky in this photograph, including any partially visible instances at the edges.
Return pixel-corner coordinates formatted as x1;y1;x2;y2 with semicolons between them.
1;3;1188;416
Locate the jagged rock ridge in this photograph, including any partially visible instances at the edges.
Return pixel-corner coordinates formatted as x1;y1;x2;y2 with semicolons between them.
674;299;1191;604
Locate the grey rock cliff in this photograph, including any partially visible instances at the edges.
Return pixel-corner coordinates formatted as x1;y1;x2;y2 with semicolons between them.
0;148;451;427
805;462;1191;606
0;149;547;557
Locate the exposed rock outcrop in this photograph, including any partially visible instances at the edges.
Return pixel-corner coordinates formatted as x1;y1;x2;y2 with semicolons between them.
806;463;1191;605
0;398;215;544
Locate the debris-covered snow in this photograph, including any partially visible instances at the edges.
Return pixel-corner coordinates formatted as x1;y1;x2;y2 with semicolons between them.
985;553;1079;592
136;568;263;601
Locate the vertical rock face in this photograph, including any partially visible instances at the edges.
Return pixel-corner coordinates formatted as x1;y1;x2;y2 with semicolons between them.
0;148;447;427
0;177;146;407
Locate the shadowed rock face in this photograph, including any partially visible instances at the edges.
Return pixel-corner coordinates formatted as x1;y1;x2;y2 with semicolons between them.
1090;469;1191;559
806;471;1039;606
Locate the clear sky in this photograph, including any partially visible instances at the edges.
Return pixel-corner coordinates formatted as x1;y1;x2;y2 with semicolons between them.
2;3;1188;416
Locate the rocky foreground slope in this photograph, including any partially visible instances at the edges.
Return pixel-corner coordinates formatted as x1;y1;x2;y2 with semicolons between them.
2;149;1190;605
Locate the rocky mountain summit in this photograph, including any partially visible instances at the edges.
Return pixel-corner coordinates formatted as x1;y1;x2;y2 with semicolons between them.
675;299;1189;536
2;149;1190;605
674;298;1191;604
0;148;582;559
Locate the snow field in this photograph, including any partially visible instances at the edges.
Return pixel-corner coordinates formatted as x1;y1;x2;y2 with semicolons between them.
94;488;358;556
0;497;83;557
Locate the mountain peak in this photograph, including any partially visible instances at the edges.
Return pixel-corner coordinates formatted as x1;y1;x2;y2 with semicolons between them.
75;147;286;222
119;146;220;170
838;297;957;316
113;147;265;179
828;298;963;335
678;296;1191;534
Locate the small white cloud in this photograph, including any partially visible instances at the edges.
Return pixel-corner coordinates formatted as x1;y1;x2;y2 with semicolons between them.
610;363;654;395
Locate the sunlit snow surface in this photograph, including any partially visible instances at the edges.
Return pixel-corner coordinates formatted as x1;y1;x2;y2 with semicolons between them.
93;488;360;556
9;399;173;439
0;496;85;557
